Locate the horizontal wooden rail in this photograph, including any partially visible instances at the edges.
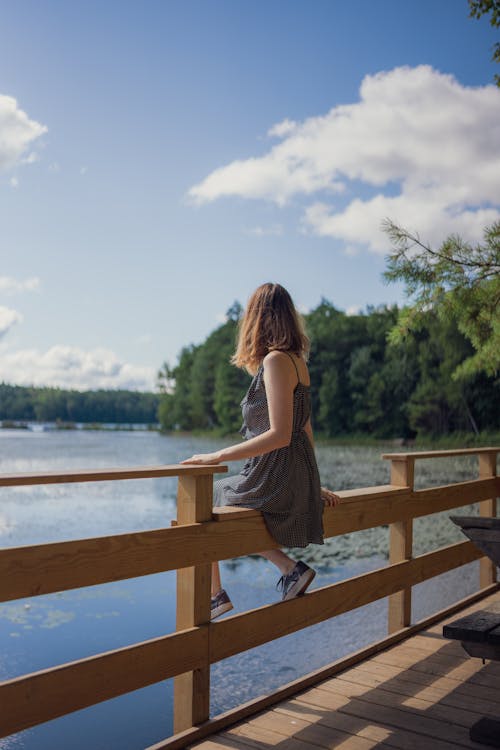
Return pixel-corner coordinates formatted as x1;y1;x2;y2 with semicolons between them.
209;539;483;662
324;477;499;536
0;538;483;739
0;463;227;488
0;626;206;738
0;477;500;601
2;478;498;603
0;515;278;603
382;447;499;460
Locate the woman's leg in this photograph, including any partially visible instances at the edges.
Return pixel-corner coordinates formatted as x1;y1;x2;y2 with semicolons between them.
211;561;222;597
210;561;233;618
212;548;300;597
259;548;296;574
261;549;315;600
212;551;294;595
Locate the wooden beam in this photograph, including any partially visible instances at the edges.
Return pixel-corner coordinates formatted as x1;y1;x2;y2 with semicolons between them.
382;447;498;460
0;463;227;487
388;457;414;633
0;515;278;603
174;474;212;733
479;452;498;588
2;478;497;603
209;539;482;663
323;478;499;537
0;627;206;739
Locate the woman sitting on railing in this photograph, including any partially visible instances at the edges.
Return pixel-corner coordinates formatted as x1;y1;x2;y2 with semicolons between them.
182;282;340;619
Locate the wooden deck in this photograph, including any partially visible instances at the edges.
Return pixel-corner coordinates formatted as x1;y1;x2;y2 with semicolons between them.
190;589;500;750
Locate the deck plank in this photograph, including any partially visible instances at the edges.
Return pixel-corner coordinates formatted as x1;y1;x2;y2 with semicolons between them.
231;709;396;749
346;660;500;709
188;590;500;750
276;694;484;748
371;646;500;688
272;701;466;750
330;664;500;716
305;677;486;727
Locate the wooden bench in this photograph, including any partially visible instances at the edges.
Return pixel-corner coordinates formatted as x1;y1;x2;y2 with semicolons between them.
443;601;500;745
444;515;500;746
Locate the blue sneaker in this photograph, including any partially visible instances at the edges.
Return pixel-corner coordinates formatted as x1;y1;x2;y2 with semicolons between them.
277;561;315;601
211;589;233;620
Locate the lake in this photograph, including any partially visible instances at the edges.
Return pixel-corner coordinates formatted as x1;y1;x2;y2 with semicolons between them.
0;429;483;750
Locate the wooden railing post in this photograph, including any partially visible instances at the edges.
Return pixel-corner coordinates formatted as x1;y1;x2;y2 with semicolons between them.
388;457;415;633
478;451;498;589
173;473;213;733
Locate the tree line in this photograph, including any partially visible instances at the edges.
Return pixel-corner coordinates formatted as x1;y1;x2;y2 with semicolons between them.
0;384;159;425
157;300;499;439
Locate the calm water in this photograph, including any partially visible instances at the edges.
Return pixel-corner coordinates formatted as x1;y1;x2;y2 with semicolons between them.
0;429;484;750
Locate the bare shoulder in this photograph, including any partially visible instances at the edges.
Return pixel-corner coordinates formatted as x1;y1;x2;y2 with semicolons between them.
262;351;296;384
263;350;291;370
263;350;288;364
265;350;310;387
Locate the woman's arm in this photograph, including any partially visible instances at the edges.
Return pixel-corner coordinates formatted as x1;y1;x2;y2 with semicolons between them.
180;351;296;465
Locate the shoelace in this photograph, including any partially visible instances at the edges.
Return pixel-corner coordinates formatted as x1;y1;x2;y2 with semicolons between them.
276;569;298;594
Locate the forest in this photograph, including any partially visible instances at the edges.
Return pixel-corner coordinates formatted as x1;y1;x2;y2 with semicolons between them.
1;302;497;438
0;385;159;425
157;300;499;439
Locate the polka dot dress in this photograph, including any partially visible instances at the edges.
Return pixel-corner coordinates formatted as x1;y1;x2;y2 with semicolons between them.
213;355;324;548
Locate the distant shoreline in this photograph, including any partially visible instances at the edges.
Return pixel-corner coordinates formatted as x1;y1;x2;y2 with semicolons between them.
158;427;500;449
1;421;497;448
0;420;159;432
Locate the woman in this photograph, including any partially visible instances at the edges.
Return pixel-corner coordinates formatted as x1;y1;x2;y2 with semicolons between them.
181;282;339;619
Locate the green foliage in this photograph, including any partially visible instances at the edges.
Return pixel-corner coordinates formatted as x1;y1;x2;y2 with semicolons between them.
159;297;500;439
158;345;198;430
0;384;159;424
405;315;480;434
469;0;500;86
383;220;500;380
158;304;251;434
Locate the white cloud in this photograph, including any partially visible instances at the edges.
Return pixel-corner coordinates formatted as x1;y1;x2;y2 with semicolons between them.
268;118;297;138
0;306;23;338
245;224;283;237
9;176;19;188
0;95;47;172
188;66;500;253
0;345;156;391
0;276;40;294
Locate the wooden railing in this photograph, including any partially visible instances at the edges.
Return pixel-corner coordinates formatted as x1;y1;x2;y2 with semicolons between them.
0;448;498;749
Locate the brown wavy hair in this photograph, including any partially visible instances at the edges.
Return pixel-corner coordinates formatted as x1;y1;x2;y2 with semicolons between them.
232;283;310;373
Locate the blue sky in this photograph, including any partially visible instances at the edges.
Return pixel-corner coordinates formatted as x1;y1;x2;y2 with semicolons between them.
1;0;499;390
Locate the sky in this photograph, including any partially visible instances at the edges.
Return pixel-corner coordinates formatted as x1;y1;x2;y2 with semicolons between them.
1;0;499;391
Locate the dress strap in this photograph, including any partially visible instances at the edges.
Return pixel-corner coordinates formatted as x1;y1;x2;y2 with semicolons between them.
284;351;300;385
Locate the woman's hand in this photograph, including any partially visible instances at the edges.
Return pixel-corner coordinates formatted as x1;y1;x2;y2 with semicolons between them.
321;487;341;507
180;452;222;465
